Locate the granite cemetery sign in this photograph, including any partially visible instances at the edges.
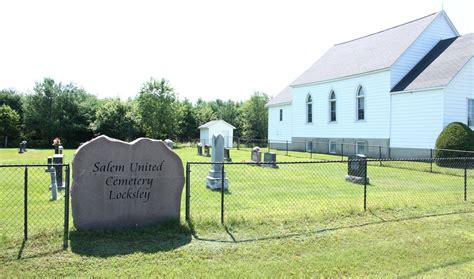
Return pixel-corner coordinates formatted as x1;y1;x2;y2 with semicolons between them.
71;135;184;230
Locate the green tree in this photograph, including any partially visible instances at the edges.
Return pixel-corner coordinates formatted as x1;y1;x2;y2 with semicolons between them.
0;89;23;118
92;98;141;141
217;100;242;137
240;91;269;140
23;78;98;147
0;104;21;147
175;99;198;141
194;99;217;125
137;78;178;139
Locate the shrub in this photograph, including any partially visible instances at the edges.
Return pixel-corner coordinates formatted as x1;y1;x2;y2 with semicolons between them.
435;122;474;165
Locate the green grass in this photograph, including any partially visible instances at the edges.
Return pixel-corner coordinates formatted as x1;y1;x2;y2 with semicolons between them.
0;147;473;277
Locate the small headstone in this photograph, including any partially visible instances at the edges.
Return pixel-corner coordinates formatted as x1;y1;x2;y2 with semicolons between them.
206;134;229;190
45;156;58;200
53;154;64;189
263;152;278;168
55;145;63;155
345;154;370;184
204;144;211;157
251;146;261;163
47;167;58;201
197;143;203;156
164;139;174;149
18;141;25;154
71;135;185;230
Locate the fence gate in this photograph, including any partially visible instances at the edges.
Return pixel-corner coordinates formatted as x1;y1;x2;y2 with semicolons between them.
0;164;70;249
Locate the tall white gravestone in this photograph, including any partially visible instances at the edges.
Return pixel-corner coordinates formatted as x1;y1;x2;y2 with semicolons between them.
71;135;184;230
206;134;229;190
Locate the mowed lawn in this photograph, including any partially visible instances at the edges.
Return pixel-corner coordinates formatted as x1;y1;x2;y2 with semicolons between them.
0;147;473;277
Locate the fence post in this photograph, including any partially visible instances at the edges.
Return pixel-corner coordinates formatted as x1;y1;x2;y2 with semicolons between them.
430;149;433;173
24;166;28;240
286;140;289;156
63;164;70;249
310;141;313;159
185;163;191;222
379;146;382;166
237;138;240;150
221;163;225;225
363;160;367;211
464;158;468;202
341;143;344;160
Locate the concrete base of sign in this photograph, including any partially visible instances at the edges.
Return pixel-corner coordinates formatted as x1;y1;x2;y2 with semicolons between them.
206;170;229;190
345;175;370;185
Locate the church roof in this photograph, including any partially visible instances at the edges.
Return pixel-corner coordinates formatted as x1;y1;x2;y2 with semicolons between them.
292;12;441;86
268;12;452;106
266;86;292;107
392;33;474;92
198;120;236;129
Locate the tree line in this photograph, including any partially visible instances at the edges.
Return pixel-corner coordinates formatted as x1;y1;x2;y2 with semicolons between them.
0;77;269;148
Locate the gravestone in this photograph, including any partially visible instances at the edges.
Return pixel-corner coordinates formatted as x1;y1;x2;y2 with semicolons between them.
204;144;211;157
18;141;27;153
53;144;61;154
206;134;229;190
45;166;58;201
71;135;185;230
164;139;174;149
251;146;261;163
53;154;65;189
46;155;64;190
345;154;369;184
263;152;278;168
224;148;232;162
197;143;203;156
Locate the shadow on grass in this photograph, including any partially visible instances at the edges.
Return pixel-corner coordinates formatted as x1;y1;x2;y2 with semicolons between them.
69;221;192;257
401;256;474;278
190;210;474;244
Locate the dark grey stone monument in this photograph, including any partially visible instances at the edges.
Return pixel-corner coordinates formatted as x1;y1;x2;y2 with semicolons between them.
18;141;27;153
46;155;65;190
263;152;278;168
197;143;203;156
54;145;63;155
204;144;211;157
251;146;261;163
206;134;229;190
71;135;185;230
164;139;173;149
53;154;64;189
224;148;231;162
345;154;369;184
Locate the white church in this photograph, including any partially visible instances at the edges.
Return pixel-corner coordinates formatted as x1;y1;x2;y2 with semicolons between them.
267;11;473;156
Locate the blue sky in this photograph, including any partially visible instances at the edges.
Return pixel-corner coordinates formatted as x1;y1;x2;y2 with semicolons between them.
0;0;472;101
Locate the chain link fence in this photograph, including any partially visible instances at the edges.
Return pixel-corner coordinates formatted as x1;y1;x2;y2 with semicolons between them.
0;164;70;249
186;158;473;234
2;156;473;246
